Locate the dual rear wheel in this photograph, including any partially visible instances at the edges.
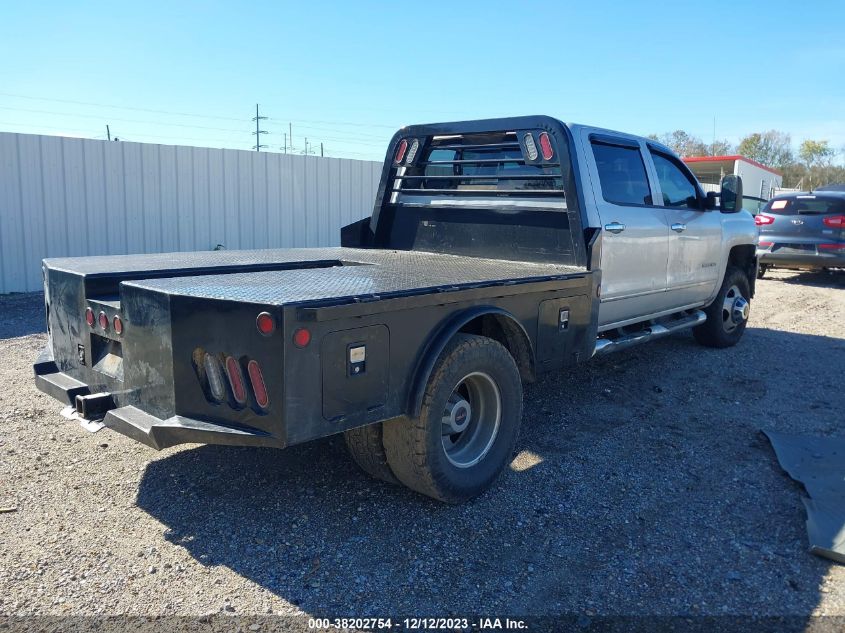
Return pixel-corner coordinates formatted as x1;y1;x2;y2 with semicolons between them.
344;334;522;504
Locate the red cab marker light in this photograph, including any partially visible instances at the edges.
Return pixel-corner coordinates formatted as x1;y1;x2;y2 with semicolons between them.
256;311;275;336
85;308;95;327
393;139;408;165
293;328;311;348
225;356;247;405
98;311;109;330
538;132;554;160
113;315;123;335
247;360;269;409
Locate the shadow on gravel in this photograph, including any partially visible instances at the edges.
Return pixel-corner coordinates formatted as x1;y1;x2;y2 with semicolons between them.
774;270;845;289
0;292;45;338
136;327;843;618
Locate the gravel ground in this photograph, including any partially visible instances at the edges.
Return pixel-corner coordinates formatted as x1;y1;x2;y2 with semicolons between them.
1;270;843;622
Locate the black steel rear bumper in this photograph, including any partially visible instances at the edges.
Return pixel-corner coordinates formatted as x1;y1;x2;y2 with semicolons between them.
33;346;278;450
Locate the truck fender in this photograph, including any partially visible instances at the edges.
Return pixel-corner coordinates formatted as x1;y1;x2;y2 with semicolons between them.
407;306;534;419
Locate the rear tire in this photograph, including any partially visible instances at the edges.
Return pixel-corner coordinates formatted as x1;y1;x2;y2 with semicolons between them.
694;266;751;348
344;423;400;485
382;334;523;504
757;264;767;279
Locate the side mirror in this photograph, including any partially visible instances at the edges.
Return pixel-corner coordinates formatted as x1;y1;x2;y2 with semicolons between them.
720;174;743;213
704;191;718;210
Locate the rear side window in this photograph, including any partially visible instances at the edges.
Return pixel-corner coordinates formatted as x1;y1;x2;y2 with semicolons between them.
650;152;699;209
763;196;845;215
591;142;652;206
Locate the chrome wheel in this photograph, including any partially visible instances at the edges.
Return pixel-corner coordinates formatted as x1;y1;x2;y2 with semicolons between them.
722;285;749;333
441;371;501;468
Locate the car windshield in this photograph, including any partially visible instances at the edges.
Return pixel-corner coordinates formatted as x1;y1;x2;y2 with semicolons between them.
764;196;845;215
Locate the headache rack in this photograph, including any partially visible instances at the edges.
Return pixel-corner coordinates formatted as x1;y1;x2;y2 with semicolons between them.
390;130;567;202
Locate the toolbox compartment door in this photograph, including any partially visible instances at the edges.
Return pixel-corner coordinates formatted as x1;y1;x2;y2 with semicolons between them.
321;325;390;422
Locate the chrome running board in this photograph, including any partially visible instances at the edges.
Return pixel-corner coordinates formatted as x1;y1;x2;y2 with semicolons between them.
593;310;707;357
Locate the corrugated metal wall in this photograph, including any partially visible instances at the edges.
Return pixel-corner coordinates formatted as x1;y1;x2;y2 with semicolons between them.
0;132;383;293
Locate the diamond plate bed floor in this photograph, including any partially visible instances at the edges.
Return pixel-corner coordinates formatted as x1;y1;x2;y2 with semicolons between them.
46;247;584;306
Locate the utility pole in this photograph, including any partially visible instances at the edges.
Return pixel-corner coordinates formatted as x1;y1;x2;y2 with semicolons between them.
283;133;287;153
320;142;324;158
289;122;293;152
106;125;111;141
252;103;268;151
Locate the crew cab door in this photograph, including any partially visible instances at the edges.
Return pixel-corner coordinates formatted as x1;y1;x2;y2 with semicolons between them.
583;133;674;328
646;148;722;307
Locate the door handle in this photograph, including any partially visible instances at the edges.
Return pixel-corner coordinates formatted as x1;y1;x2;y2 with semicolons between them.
604;222;626;234
671;223;687;233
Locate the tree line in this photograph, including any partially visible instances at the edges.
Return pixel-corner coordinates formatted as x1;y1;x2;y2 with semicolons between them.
647;130;845;190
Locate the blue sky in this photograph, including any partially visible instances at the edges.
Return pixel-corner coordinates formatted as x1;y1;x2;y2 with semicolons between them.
2;0;844;161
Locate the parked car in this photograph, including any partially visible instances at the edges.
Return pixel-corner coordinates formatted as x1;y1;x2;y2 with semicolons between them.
756;191;845;277
34;116;757;503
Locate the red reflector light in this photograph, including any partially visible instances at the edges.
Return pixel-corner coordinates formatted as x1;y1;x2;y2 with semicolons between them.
98;311;109;330
758;241;773;248
113;315;123;335
85;308;95;327
256;311;275;336
225;356;247;405
755;214;774;226
247;360;269;409
293;327;311;348
819;243;845;250
538;132;554;161
823;215;845;228
393;139;408;165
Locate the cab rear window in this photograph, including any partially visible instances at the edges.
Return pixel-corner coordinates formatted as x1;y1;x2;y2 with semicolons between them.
764;196;845;215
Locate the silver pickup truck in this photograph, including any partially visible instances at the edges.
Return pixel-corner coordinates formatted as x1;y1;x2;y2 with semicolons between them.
34;116;758;503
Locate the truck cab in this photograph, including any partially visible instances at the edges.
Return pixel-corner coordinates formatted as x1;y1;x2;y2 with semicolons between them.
568;125;757;330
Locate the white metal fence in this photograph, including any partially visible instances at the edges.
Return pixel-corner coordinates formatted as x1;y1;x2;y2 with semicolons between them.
0;132;382;293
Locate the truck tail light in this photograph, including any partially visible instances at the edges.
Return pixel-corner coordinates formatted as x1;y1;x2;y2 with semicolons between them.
225;357;247;405
85;308;95;327
755;214;774;226
405;138;420;164
293;327;311;348
247;360;269;409
113;315;124;335
203;353;227;402
819;243;845;250
393;139;408;165
256;311;275;336
523;133;539;161
98;311;109;330
823;215;845;228
538;132;554;160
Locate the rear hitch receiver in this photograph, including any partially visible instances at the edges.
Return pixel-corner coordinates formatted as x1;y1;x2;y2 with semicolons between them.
74;392;116;421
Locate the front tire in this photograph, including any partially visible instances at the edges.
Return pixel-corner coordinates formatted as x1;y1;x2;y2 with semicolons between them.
383;334;523;503
693;266;751;348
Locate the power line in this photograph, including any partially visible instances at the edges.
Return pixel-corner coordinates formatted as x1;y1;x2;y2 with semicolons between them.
0;91;246;121
0;104;250;133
